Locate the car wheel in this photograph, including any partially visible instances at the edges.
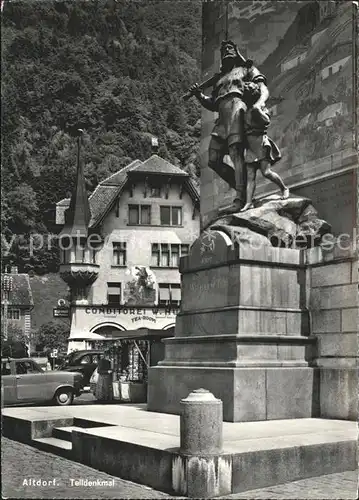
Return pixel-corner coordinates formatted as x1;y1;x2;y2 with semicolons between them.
54;388;74;406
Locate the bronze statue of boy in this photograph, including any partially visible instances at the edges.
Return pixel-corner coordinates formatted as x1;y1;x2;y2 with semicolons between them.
189;40;289;212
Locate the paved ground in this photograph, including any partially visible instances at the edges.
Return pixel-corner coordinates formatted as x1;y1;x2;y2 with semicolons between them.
3;404;356;453
2;438;358;499
1;437;176;499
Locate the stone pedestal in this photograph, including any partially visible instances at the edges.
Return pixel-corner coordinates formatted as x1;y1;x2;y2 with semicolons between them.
148;231;320;422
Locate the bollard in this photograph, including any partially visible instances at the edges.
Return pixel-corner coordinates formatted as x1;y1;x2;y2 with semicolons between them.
180;388;223;455
173;389;230;498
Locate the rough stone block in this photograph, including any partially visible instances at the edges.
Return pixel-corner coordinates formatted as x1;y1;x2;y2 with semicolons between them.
286;310;309;335
238;309;287;335
312;309;341;333
311;262;352;287
175;310;240;337
237;344;278;361
238;245;301;265
176;309;307;337
165;338;237;363
148;366;236;421
320;368;358;420
181;266;230;312
235;264;300;308
315;357;358;368
232;368;266;421
72;431;174;493
231;442;357;493
316;333;358;357
266;367;319;419
351;261;358;284
341;308;358;332
310;284;359;310
277;344;307;361
305;246;323;265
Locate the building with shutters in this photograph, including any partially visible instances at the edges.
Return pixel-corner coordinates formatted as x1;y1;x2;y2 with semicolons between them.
56;139;200;361
1;267;34;342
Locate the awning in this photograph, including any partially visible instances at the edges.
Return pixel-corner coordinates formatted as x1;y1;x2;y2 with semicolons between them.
159;286;170;301
69;331;106;340
107;328;174;340
171;286;181;301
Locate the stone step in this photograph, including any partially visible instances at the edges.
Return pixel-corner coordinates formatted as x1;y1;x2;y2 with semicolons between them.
73;417;114;429
53;426;84;442
33;437;72;458
2;407;357;497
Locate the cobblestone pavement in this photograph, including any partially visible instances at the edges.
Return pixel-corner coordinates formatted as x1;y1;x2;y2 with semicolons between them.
1;438;177;499
2;437;358;499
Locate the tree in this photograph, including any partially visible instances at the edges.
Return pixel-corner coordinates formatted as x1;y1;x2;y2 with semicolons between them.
1;324;29;358
6;183;39;233
35;321;70;353
1;1;202;274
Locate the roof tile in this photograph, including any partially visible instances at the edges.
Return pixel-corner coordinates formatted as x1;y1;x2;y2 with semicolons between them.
1;274;33;307
131;155;189;176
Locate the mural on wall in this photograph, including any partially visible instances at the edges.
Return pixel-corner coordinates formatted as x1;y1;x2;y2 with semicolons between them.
202;1;356;187
123;266;157;306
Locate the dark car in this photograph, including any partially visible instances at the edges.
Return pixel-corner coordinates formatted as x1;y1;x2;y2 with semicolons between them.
57;350;104;387
1;358;83;406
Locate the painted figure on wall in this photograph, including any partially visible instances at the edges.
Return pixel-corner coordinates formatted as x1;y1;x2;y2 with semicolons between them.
123;266;156;306
189;40;289;211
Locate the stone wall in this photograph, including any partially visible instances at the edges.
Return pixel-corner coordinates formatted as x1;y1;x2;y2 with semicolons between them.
305;244;358;420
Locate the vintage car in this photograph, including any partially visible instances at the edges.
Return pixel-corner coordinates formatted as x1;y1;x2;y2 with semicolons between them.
1;357;83;406
57;349;104;387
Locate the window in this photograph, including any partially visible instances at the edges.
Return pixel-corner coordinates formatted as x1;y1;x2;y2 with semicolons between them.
74;287;87;300
151;244;160;267
107;283;121;305
149;182;161;198
159;284;181;305
151;244;189;267
171;244;179;267
161;244;170;267
15;360;42;374
128;205;151;225
160;206;182;226
181;244;189;256
2;361;11;376
113;242;126;266
160;206;170;225
90;248;97;264
8;309;20;320
75;244;86;263
80;355;91;364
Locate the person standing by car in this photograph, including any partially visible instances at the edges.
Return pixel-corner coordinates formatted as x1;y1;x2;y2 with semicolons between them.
94;355;113;402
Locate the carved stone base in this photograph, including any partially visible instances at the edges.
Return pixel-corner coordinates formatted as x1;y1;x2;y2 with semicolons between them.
147;230;320;422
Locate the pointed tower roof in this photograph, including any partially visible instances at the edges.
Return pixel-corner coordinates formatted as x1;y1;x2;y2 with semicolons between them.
60;131;91;238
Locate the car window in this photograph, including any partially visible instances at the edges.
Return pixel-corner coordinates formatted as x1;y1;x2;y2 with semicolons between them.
26;361;43;373
16;362;28;374
1;362;11;375
92;354;102;363
16;360;42;374
80;355;91;364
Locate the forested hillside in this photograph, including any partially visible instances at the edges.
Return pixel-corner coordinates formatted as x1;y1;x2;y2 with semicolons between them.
1;0;202;274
